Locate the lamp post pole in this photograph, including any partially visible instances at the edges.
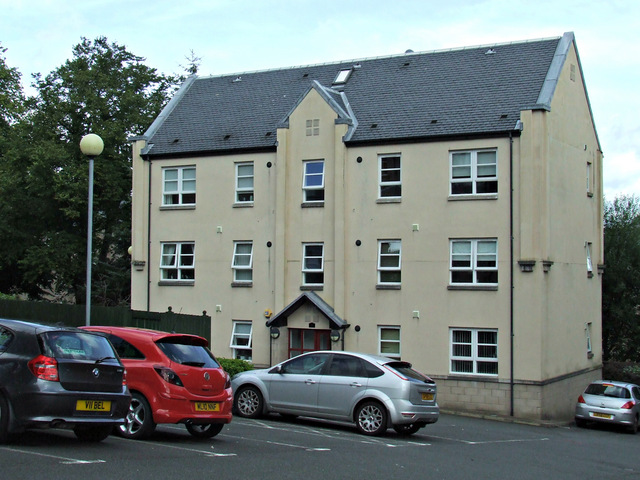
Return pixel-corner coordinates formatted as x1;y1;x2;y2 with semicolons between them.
79;134;104;326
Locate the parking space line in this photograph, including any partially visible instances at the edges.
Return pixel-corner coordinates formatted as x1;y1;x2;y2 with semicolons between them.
1;446;106;464
224;433;331;451
124;438;237;457
429;435;549;445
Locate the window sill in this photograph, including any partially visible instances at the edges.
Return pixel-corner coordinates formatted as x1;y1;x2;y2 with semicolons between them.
231;282;253;288
159;205;196;211
300;285;323;291
158;280;195;286
448;284;498;291
376;284;401;290
448;194;498;201
301;202;324;208
376;198;401;204
233;202;254;208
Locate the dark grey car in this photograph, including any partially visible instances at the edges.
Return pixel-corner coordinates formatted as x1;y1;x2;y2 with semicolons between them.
0;319;131;443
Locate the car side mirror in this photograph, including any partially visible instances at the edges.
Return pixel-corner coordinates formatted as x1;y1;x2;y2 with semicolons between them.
269;365;283;374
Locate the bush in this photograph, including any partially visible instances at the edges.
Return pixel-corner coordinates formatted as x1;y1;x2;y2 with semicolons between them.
603;361;640;385
218;358;254;377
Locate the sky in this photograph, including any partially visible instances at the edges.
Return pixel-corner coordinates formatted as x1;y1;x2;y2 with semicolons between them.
1;0;638;199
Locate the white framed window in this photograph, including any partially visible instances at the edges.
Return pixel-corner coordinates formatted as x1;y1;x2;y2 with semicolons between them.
450;150;497;195
306;119;320;136
450;239;498;285
303;160;325;203
450;328;498;375
163;166;196;206
585;322;593;355
302;243;324;286
379;326;401;359
378;240;401;285
236;162;254;203
160;242;195;281
379;154;401;199
586;241;593;276
232;241;253;283
230;321;252;361
586;161;592;195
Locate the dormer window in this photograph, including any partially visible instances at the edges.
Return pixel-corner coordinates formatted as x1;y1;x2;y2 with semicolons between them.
333;68;352;85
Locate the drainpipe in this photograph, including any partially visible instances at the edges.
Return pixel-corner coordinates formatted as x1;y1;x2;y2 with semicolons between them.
147;159;152;312
509;127;516;417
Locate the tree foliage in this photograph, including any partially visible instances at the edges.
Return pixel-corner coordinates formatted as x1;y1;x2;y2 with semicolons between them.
0;37;178;305
602;195;640;361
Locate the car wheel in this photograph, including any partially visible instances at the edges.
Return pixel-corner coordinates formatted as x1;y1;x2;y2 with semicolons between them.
393;423;422;435
628;414;639;434
356;401;388;436
186;423;224;438
73;425;112;442
575;417;587;428
234;386;263;418
0;395;10;444
118;392;156;440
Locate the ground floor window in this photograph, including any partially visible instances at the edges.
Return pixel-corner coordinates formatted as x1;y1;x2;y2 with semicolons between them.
289;329;330;358
230;321;252;361
378;326;401;359
450;328;498;375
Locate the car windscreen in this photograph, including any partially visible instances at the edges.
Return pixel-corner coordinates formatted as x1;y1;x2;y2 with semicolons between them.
385;361;435;384
585;383;631;399
156;340;220;368
41;331;117;361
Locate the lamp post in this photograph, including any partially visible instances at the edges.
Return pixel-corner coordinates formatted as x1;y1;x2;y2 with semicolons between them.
79;133;104;326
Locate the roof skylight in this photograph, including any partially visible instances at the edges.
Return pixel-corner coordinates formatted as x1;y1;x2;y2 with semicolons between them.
333;68;352;85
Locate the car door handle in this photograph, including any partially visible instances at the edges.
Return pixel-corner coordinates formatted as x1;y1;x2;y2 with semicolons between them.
350;382;363;388
305;379;317;385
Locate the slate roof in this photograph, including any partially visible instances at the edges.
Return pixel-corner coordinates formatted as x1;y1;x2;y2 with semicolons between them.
141;33;577;159
266;291;349;330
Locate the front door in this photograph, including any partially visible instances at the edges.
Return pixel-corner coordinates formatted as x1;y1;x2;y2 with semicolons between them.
288;329;330;358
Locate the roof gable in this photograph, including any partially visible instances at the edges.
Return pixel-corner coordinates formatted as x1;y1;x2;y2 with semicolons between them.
142;34;572;158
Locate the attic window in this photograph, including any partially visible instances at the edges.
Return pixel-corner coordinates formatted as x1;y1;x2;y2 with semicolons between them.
333;68;352;85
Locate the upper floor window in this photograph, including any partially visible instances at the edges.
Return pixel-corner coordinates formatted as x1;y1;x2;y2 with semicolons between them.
586;161;593;197
160;242;195;281
306;119;320;136
230;321;252;361
450;150;497;196
163;166;196;206
450;328;498;375
378;326;401;359
236;162;254;203
303;160;325;203
586;241;593;277
450;239;497;286
379;155;401;199
232;241;253;283
378;240;401;286
302;243;324;287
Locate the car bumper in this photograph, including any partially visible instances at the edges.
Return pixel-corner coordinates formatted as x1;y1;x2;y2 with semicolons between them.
151;389;234;424
575;404;636;426
387;398;440;425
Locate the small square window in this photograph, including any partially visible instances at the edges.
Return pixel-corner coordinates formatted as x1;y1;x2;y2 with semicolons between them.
306;119;320;136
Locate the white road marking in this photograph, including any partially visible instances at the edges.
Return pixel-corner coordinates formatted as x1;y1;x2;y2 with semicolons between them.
1;447;106;464
429;435;549;445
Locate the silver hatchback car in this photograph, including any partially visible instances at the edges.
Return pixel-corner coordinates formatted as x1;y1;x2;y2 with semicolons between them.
575;380;640;433
231;351;439;436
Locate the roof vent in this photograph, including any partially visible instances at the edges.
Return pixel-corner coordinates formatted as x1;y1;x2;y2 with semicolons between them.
405;49;414;54
353;63;361;69
233;76;242;82
500;114;508;119
371;123;378;129
223;134;231;140
430;119;438;124
485;48;496;55
265;132;272;137
302;73;309;78
171;138;179;144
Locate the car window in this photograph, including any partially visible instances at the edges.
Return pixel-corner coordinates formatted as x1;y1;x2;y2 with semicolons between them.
585;383;631;399
385;361;435;384
41;331;117;361
633;387;640;400
156;340;220;368
327;355;365;377
0;328;14;353
108;334;146;360
280;353;329;374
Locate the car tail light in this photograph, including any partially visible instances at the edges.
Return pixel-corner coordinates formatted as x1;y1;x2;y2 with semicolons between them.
224;373;231;389
28;355;59;382
577;395;585;404
154;366;184;387
122;368;128;387
621;401;635;410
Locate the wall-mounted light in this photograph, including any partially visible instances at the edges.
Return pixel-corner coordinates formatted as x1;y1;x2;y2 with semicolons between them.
270;326;280;339
330;330;341;342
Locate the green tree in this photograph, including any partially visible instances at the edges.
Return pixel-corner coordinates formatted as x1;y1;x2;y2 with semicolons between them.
602;195;640;360
0;37;178;304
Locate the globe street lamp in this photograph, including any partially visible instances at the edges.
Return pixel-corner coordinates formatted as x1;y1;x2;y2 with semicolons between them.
79;133;104;326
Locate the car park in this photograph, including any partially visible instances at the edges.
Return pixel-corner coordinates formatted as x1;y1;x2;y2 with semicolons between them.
575;380;640;433
0;319;130;443
232;350;439;436
82;326;232;439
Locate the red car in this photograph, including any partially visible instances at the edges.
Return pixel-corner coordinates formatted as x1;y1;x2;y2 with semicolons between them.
82;326;232;439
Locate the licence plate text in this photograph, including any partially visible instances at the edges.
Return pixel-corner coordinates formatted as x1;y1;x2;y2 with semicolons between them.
592;412;613;419
76;400;111;412
421;393;434;401
195;402;220;412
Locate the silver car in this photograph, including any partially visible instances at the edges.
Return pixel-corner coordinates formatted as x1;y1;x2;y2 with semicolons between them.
575;380;640;433
231;351;438;436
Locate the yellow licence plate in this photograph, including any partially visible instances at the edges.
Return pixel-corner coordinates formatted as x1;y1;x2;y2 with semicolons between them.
76;400;111;412
592;412;613;419
195;402;220;412
421;393;434;401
